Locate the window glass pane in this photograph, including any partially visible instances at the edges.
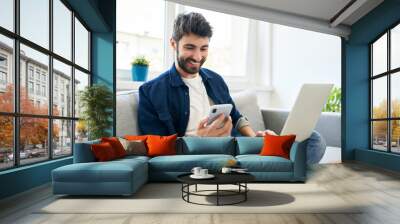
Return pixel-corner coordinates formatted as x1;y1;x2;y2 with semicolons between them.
20;117;49;165
0;34;14;112
0;0;14;31
0;116;13;170
53;0;72;60
372;77;387;119
75;120;88;143
74;69;89;118
372;34;387;76
53;119;72;157
20;44;49;115
116;0;165;81
20;0;49;49
391;120;400;153
391;72;400;118
183;6;249;77
75;18;89;69
391;24;400;70
372;121;388;151
53;59;72;117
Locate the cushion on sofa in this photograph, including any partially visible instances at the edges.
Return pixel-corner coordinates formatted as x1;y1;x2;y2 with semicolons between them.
91;142;118;161
178;137;235;155
231;90;265;132
259;133;296;159
235;137;264;155
146;134;177;157
148;154;235;172
52;159;147;183
236;154;293;172
74;140;100;163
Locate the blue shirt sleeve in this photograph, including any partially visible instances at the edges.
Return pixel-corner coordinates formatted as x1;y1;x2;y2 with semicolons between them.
138;85;170;136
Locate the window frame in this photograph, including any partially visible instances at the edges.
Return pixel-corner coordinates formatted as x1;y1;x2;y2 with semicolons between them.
370;21;400;154
0;0;92;171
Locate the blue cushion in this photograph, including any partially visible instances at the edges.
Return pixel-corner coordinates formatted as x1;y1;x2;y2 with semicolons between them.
73;140;100;163
306;131;327;164
52;159;147;183
235;137;264;155
178;137;235;155
148;154;235;172
236;154;293;172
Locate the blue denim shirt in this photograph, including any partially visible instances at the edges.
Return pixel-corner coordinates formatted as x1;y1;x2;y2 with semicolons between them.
138;64;243;137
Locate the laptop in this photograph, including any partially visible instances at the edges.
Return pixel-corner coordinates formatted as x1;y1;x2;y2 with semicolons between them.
280;83;334;142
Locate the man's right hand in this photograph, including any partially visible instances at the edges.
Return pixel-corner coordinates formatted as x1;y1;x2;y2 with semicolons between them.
196;114;233;137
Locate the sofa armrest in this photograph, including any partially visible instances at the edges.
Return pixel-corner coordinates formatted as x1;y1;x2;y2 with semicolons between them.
73;140;100;163
289;140;308;182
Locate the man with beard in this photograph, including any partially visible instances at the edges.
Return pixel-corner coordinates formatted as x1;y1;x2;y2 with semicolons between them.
138;12;267;137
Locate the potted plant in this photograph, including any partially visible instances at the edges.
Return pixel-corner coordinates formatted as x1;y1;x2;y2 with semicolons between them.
131;56;150;81
79;84;113;140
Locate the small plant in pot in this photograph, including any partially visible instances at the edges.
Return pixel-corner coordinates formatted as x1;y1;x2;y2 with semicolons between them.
79;84;113;140
131;56;150;81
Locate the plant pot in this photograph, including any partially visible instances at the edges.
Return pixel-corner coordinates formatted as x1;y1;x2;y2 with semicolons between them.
131;65;149;81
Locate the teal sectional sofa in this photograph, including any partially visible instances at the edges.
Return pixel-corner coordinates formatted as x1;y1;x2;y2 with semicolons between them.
52;137;307;196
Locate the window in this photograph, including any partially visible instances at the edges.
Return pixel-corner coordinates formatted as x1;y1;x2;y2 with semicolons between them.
370;23;400;154
116;1;265;90
183;6;249;77
0;0;14;32
28;81;34;94
116;0;165;82
0;0;91;170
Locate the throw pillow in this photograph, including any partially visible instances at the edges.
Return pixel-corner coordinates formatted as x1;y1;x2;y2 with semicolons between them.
231;90;265;132
118;138;147;156
260;133;296;159
124;135;148;141
306;131;327;164
91;142;118;162
146;134;177;157
101;137;127;158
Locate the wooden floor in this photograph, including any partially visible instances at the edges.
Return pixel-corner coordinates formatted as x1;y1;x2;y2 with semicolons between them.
1;162;400;224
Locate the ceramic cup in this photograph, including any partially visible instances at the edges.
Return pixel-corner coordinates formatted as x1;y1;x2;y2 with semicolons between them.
221;167;232;174
191;167;202;176
199;169;208;176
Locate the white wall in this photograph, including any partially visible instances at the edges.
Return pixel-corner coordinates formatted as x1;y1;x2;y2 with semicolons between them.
258;24;341;109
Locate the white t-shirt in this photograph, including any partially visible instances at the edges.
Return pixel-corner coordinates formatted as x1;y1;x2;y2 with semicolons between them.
182;74;213;136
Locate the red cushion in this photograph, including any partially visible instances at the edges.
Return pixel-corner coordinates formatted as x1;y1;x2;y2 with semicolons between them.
259;133;296;159
91;142;118;161
146;134;177;157
101;137;126;158
124;135;148;141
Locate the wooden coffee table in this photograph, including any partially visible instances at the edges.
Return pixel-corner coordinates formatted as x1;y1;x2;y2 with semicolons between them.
177;172;255;206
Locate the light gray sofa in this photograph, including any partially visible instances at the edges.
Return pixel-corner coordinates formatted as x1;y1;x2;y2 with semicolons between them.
116;90;341;148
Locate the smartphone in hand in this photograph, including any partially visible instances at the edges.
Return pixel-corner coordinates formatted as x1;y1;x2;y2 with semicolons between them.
207;104;233;126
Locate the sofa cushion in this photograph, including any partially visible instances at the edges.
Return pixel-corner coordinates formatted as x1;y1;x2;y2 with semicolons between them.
236;155;293;172
116;91;140;136
236;137;264;155
74;140;100;163
260;133;296;159
101;137;127;158
91;142;118;161
148;154;235;172
147;134;177;157
52;158;147;183
231;90;265;132
178;137;235;155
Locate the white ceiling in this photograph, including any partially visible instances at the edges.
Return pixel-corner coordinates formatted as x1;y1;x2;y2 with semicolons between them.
225;0;353;23
169;0;384;37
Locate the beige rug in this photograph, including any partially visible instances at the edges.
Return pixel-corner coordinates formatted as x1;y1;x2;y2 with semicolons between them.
38;183;362;214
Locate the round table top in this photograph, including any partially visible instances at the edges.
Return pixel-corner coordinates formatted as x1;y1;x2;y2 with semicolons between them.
177;172;255;185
